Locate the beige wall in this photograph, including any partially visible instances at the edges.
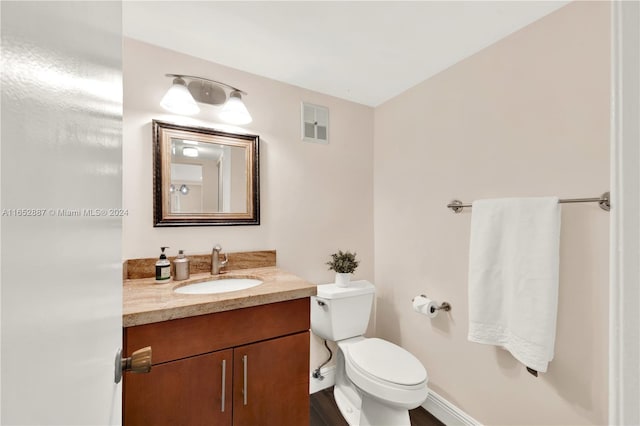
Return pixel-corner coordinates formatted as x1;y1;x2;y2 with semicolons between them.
373;3;609;425
122;38;374;284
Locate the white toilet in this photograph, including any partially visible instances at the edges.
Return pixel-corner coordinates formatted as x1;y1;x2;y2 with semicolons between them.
311;280;429;426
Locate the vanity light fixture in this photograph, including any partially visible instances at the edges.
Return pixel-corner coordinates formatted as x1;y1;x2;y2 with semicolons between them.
161;74;252;125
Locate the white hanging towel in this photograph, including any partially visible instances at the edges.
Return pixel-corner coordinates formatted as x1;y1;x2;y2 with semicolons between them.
467;197;561;373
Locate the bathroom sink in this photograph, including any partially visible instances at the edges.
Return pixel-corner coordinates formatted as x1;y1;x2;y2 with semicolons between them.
174;276;263;295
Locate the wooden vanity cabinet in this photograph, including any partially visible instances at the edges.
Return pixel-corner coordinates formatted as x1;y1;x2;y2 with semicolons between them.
233;332;310;425
124;349;233;425
123;298;310;426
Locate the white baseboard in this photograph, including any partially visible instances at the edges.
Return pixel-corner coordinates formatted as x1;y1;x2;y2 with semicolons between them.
423;389;481;426
309;365;336;394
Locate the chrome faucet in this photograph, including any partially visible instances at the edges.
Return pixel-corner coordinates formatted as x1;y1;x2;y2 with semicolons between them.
211;244;228;275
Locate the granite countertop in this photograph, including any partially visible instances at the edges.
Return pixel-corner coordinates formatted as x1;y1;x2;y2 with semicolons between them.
123;266;317;327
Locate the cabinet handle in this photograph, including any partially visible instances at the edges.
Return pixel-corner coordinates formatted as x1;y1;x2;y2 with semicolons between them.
242;355;248;406
221;359;226;412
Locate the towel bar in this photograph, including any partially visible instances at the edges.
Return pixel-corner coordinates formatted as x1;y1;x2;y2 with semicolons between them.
447;191;610;213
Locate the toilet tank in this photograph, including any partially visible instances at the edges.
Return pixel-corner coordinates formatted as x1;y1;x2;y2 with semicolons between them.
311;280;375;341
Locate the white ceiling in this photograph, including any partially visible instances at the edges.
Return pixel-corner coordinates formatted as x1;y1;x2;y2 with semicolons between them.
123;1;569;107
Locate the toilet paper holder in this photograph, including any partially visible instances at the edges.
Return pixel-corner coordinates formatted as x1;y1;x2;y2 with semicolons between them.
412;294;452;313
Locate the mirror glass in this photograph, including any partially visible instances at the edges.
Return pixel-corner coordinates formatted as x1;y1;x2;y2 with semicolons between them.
153;120;259;226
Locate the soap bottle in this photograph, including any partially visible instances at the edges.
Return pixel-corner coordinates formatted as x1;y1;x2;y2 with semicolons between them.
155;246;171;283
173;250;190;281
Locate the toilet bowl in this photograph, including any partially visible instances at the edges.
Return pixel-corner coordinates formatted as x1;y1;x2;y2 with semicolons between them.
311;281;429;426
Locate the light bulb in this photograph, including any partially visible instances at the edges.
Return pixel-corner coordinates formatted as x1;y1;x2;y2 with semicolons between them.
219;90;252;125
160;77;200;115
182;147;199;157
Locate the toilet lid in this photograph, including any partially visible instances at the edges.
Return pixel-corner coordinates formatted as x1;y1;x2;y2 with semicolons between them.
346;338;427;386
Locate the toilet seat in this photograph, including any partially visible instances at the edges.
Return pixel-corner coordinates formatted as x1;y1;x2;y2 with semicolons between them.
346;338;427;386
343;338;429;409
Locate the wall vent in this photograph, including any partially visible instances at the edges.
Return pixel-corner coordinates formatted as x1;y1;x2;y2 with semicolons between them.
301;102;329;144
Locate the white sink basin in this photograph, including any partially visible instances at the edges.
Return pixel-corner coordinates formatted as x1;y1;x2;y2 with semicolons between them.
174;277;263;295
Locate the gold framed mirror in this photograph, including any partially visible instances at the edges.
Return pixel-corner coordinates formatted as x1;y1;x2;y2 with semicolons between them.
152;120;259;226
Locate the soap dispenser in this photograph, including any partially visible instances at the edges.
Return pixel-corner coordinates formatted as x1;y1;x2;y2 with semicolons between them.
173;250;190;281
155;246;171;283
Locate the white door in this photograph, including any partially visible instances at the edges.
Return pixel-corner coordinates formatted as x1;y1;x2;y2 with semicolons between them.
1;2;123;424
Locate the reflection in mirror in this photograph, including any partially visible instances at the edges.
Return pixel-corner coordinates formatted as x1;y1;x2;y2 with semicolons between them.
169;139;247;214
153;120;259;226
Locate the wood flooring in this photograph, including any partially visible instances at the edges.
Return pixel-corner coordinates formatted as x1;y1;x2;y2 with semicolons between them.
310;387;444;426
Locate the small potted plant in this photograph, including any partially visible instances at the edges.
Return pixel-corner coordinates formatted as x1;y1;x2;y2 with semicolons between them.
327;250;359;287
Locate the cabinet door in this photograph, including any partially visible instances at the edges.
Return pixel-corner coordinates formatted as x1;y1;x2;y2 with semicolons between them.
124;349;233;426
233;331;310;426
